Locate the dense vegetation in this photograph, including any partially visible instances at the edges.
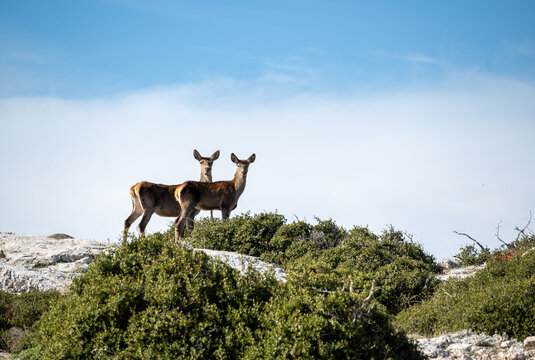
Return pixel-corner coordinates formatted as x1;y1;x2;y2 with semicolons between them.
4;212;533;358
396;234;535;339
0;290;61;353
186;213;441;314
24;229;423;359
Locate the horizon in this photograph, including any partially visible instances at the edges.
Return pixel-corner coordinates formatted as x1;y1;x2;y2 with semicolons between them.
1;1;535;258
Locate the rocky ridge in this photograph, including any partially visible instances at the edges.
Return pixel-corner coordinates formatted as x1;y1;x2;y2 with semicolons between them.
0;232;286;293
0;232;108;292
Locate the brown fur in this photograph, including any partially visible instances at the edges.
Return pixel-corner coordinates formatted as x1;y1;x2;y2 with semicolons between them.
123;150;219;239
174;153;255;240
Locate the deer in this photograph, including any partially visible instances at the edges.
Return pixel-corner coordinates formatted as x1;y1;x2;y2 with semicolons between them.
174;153;256;240
123;149;220;240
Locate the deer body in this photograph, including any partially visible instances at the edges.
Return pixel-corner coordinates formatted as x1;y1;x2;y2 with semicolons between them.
123;150;219;239
174;153;255;240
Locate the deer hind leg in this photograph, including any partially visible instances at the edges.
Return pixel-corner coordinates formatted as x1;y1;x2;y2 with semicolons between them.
124;197;143;240
175;203;197;241
138;207;155;238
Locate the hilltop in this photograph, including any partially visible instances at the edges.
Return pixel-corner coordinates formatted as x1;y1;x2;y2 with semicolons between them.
1;212;535;359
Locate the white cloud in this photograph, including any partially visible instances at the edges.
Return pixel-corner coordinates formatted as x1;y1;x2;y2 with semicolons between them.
370;50;447;65
1;72;534;257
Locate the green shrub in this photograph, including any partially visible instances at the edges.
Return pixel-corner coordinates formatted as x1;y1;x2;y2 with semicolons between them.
30;232;422;359
187;212;285;256
261;220;313;265
395;241;535;340
187;213;348;267
310;218;347;250
454;243;492;266
288;226;441;314
248;272;423;360
186;213;439;315
0;290;61;353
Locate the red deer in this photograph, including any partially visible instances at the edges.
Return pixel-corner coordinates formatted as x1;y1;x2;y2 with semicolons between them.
174;153;256;240
123;150;220;240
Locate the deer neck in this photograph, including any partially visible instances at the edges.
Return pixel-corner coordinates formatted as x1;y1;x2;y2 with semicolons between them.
200;170;212;183
232;169;248;195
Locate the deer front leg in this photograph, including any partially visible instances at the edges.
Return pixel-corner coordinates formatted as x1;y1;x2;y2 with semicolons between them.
187;209;201;232
221;207;231;219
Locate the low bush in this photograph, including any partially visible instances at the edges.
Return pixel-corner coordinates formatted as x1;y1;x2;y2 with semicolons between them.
454;243;492;266
395;235;535;340
187;213;440;314
0;290;61;353
288;226;441;314
28;232;423;359
186;212;285;257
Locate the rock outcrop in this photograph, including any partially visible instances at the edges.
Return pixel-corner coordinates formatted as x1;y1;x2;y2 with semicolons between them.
437;258;486;281
416;330;535;359
0;232;109;292
0;232;286;293
199;248;287;282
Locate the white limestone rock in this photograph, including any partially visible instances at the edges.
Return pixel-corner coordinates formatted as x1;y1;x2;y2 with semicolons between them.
0;232;109;292
523;336;535;349
198;248;286;282
0;232;287;293
417;331;534;359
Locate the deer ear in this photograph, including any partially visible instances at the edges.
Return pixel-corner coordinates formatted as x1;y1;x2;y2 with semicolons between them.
231;153;239;163
193;149;202;161
247;154;256;163
211;150;220;161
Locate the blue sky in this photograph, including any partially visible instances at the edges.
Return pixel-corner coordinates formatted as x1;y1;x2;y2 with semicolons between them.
1;1;535;257
2;1;535;96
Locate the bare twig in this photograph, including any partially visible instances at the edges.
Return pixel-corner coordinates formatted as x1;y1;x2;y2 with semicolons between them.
453;231;489;253
495;220;510;247
311;286;332;294
514;210;532;242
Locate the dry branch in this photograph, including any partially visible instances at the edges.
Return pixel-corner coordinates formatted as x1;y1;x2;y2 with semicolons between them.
495;220;511;247
514;210;532;243
351;280;376;323
453;231;489;253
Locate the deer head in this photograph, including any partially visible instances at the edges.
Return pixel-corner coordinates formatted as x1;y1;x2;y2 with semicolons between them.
194;149;220;182
231;152;256;177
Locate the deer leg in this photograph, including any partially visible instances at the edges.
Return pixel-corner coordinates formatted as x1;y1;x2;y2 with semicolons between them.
175;215;188;241
186;209;201;232
186;209;198;231
175;204;196;241
221;208;231;220
138;208;154;238
124;198;143;240
177;212;182;242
